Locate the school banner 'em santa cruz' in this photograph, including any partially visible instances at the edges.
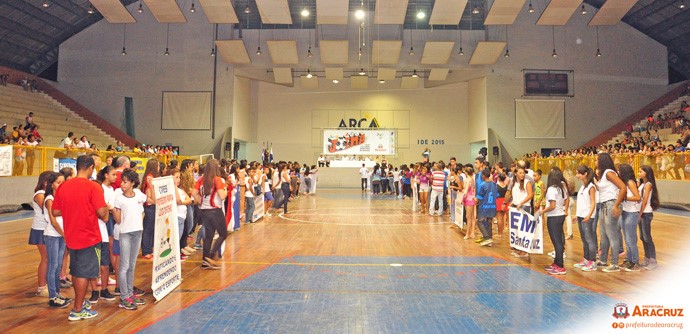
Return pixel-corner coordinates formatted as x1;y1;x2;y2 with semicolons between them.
508;208;544;254
151;176;182;301
323;129;396;156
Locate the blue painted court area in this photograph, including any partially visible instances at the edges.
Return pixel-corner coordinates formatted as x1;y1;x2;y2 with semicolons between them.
141;256;616;333
0;210;33;223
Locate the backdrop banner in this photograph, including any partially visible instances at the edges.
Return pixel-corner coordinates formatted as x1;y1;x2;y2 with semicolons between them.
151;176;182;301
323;129;396;155
508;208;544;254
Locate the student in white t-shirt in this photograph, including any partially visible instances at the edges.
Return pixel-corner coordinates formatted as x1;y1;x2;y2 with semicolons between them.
113;169;149;310
43;172;71;308
167;168;192;258
359;164;369;191
539;167;569;275
90;166;118;303
245;167;256;223
574;166;598;272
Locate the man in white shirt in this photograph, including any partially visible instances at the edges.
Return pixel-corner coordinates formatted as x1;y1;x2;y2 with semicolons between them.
359;164;369;192
59;132;76;149
76;136;90;149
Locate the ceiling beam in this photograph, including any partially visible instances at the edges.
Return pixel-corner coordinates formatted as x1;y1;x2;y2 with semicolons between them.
612;0;671;23
4;0;74;31
0;16;55;47
643;8;690;37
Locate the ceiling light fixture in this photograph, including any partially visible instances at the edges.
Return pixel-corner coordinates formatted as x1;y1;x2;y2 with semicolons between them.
472;6;480;15
416;11;425;19
680;0;686;9
359;68;366;75
244;5;251;14
42;1;50;8
358;47;362;57
412;70;419;78
528;0;535;13
379;80;385;84
256;47;261;55
595;26;602;57
408;47;415;56
332;79;339;84
190;2;196;13
211;48;216;57
355;9;365;20
121;24;127;56
256;25;262;56
121;47;127;56
551;26;557;58
504;26;510;58
137;1;143;13
301;8;310;17
458;47;464;56
164;23;170;56
307;47;313;58
87;5;95;14
306;70;313;79
581;4;587;15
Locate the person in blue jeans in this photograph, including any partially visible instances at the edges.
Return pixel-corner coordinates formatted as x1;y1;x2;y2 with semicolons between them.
43;172;72;308
618;164;642;271
574;166;598;272
475;168;498;247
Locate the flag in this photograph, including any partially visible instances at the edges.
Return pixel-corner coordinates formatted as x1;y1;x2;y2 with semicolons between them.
269;146;274;162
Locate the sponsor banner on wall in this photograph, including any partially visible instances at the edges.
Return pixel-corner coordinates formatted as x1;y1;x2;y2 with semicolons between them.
130;157;148;174
323;129;396;155
508;208;544;254
151;176;182;301
53;158;76;173
0;146;12;176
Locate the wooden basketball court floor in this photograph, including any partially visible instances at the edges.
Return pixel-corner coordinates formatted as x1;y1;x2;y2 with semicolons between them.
1;189;688;333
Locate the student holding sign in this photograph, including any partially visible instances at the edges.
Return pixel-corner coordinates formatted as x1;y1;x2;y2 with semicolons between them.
539;168;569;275
506;165;534;258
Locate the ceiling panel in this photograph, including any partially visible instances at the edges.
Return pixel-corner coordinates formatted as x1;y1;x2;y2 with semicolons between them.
256;0;293;24
199;0;239;24
375;0;409;25
89;0;136;23
316;0;349;24
400;76;419;89
215;39;251;64
267;40;299;64
325;67;343;81
377;68;397;80
143;0;187;23
484;0;526;25
536;0;581;26
371;40;402;64
469;41;507;65
421;41;455;64
319;40;349;64
429;0;468;25
273;67;293;84
428;68;450;81
589;0;638;26
351;75;369;89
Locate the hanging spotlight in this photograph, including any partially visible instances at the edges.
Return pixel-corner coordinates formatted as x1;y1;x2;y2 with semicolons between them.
504;49;510;57
408;47;415;56
472;6;480;14
596;48;602;57
256;47;262;55
211;48;216;56
87;5;95;14
137;1;143;13
528;1;535;13
412;70;419;78
244;5;251;14
581;4;587;15
332;79;339;84
307;47;313;58
552;49;558;57
190;2;196;13
164;48;170;56
355;9;365;20
121;47;127;56
595;26;602;58
301;8;310;17
551;26;557;58
458;47;464;56
42;1;50;8
358;68;366;75
379;80;385;84
306;70;313;79
416;11;426;19
358;47;362;57
680;0;686;9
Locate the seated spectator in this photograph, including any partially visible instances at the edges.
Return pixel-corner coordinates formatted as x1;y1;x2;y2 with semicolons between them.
20;77;30;91
29;124;42;141
680;100;688;113
0;124;6;138
90;143;99;152
106;144;115;151
24;112;35;130
75;135;90;149
59;132;76;149
115;140;124;152
11;126;19;142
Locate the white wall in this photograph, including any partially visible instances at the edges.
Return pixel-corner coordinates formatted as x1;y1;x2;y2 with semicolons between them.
483;7;669;159
56;6;234;156
256;81;471;165
468;77;487;144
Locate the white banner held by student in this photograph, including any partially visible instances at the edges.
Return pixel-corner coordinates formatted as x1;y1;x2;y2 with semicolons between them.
151;176;182;301
508;208;544;254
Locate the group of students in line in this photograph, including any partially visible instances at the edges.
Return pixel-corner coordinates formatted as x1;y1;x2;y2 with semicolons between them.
396;154;660;276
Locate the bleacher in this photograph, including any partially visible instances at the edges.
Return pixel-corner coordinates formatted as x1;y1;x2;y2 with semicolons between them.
0;83;116;149
604;95;688;148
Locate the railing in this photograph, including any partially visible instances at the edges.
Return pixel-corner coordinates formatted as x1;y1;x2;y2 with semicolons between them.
529;153;690;181
1;144;195;177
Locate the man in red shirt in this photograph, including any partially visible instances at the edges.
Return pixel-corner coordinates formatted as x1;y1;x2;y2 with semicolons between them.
111;155;130;189
53;155;108;321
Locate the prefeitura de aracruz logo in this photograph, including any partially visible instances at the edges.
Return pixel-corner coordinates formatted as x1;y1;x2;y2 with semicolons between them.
613;303;631;319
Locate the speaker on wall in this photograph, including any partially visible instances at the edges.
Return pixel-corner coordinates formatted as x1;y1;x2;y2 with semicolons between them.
493;146;499;155
225;142;231;151
234;142;240;151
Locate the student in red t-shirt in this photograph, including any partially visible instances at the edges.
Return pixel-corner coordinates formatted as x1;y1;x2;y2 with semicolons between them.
192;159;228;270
52;155;108;321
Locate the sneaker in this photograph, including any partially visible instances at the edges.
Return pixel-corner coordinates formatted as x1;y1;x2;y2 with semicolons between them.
107;277;116;286
119;297;137;310
133;287;145;296
113;287;121;296
204;257;220;267
621;259;632;269
68;308;98;321
181;255;188;261
643;258;658;271
581;261;597;272
184;246;197;253
57;294;72;303
181;248;192;256
194;244;203;250
624;263;641;272
573;259;587;268
474;237;484;243
132;297;146;305
602;265;620;273
142;254;153;260
565;234;573;240
201;260;219;270
596;261;608;268
49;297;70;308
36;287;49;298
100;289;116;301
82;300;92;310
60;277;73;288
544;263;556;271
547;265;566;275
480;239;493;247
88;291;99;304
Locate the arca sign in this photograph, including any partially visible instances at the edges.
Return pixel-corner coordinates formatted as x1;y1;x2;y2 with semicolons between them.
338;117;380;128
